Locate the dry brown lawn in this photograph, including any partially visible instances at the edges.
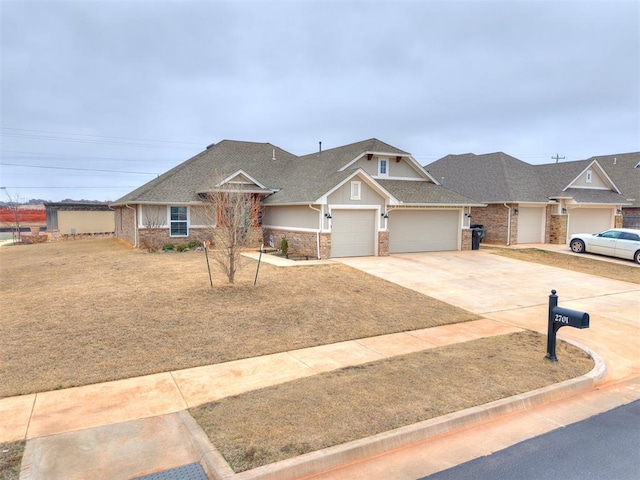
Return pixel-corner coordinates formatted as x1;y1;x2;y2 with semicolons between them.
0;441;24;480
0;240;478;398
487;247;640;284
192;330;594;472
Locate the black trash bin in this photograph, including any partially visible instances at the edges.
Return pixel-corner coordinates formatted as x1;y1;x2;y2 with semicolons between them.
470;224;485;250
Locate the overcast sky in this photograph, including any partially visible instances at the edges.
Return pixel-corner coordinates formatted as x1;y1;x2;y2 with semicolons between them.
1;0;638;202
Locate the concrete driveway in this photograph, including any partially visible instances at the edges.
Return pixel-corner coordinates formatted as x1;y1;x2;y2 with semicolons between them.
338;250;640;383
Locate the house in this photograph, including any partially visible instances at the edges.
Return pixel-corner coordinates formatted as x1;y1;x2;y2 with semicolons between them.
582;152;640;228
111;138;483;258
44;202;115;241
425;152;632;246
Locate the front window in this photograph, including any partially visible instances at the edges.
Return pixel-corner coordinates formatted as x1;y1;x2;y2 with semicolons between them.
170;206;188;236
379;158;388;176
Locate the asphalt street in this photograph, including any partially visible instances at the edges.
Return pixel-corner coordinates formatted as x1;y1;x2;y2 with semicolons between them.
421;400;640;480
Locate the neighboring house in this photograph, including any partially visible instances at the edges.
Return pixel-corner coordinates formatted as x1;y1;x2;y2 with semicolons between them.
111;138;482;258
425;152;630;246
582;152;640;229
44;202;115;240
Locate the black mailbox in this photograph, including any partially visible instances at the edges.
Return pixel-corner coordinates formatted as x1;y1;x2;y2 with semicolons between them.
551;306;589;329
545;290;590;362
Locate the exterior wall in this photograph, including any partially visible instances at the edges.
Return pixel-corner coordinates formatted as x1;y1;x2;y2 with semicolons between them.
262;205;319;230
352;156;423;179
328;180;385;206
378;230;389;256
544;206;552;243
549;214;568;244
470;204;517;245
58;210;115;235
573;169;608;188
614;215;623;228
262;228;320;258
622;207;640;229
115;206;136;246
49;231;115;242
139;226;262;249
319;232;331;259
461;228;472;250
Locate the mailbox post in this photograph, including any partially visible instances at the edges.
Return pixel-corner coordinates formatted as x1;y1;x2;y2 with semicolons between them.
545;289;590;362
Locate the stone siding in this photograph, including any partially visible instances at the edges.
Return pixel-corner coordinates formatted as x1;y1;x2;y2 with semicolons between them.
614;215;623;228
461;228;472;250
549;214;568;244
378;230;389;256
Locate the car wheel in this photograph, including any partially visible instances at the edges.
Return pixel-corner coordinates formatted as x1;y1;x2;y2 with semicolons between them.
635;250;640;265
570;239;585;253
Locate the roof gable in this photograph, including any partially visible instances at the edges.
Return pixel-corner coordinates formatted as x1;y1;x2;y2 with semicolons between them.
563;160;620;193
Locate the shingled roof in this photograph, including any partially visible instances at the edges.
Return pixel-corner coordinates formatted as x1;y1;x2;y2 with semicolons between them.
425;152;550;203
585;152;640;207
113;138;480;208
112;140;297;205
425;151;633;206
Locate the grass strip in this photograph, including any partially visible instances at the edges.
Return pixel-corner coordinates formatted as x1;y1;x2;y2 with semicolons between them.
191;331;593;472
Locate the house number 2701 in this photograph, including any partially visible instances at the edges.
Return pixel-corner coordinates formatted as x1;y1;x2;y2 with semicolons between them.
554;314;570;324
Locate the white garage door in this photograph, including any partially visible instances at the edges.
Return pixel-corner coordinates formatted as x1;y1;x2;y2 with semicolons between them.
388;210;459;253
567;208;613;237
331;209;376;258
517;207;545;244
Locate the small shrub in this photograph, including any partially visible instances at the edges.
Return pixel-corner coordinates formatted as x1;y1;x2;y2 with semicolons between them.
176;243;190;252
163;243;175;251
187;241;199;249
280;236;289;255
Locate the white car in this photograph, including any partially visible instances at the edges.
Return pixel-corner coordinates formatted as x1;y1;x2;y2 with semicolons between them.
569;228;640;264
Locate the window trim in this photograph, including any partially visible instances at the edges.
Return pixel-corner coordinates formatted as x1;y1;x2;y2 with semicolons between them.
378;158;388;177
169;206;189;237
350;181;362;200
585;170;593;184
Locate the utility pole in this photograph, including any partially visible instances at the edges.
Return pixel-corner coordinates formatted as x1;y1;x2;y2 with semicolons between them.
552;154;565;163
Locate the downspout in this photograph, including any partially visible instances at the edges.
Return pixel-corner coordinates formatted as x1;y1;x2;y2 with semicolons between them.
125;204;138;247
308;204;322;259
503;203;511;246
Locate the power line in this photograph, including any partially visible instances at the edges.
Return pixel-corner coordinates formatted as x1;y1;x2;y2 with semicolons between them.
1;149;180;162
1;132;198;150
0;163;158;175
0;127;202;146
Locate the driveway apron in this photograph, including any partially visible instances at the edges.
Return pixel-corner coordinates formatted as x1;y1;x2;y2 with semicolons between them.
337;251;640;382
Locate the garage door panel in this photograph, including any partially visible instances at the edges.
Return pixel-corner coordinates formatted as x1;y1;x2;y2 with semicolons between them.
517;207;545;244
389;210;458;253
568;209;613;237
331;210;376;258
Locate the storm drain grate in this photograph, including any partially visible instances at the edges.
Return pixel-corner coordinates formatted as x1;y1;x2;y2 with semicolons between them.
132;462;208;480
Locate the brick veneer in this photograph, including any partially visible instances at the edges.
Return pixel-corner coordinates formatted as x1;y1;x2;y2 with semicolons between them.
262;228;390;259
470;204;517;245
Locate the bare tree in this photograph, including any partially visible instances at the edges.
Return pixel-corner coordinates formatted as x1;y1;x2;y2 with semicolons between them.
140;207;166;253
201;184;259;284
1;189;24;244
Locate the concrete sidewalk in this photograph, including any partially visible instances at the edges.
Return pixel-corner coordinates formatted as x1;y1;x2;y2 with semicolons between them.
5;249;639;479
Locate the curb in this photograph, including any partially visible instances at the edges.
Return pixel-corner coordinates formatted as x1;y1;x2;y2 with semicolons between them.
189;341;606;480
